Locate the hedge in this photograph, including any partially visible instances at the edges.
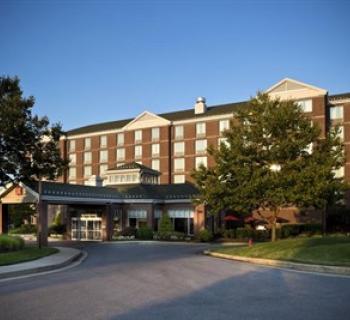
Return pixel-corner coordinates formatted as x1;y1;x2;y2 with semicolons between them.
0;235;25;253
136;226;153;240
9;224;37;235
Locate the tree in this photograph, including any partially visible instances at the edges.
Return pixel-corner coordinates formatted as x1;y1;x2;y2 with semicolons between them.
158;212;173;240
192;93;346;241
0;76;68;186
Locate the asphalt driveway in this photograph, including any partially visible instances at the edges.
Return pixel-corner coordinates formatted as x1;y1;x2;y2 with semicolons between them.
0;241;349;320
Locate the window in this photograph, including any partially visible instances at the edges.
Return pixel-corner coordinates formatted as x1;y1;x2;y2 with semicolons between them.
117;133;124;146
69;167;76;179
174;142;185;156
334;166;344;178
135;130;142;143
116;148;125;161
337;126;344;141
174;158;185;173
152;159;160;171
100;150;108;163
297;99;313;113
135;145;142;159
219;119;230;134
196;122;206;137
84;152;92;164
175;125;184;140
195;156;207;169
100;135;107;148
84;165;92;177
84;138;91;150
152;127;160;141
69;140;75;152
195;139;207;154
100;164;108;176
174;175;185;184
152;144;160;157
330;106;344;120
218;137;229;148
69;154;76;165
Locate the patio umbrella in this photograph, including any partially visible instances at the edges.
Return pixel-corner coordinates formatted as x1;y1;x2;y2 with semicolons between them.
244;216;256;223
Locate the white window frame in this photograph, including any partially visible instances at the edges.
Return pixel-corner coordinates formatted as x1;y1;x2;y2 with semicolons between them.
84;152;92;164
135;145;142;159
195;139;207;155
69;153;76;165
152;127;160;142
69;140;76;152
116;148;125;161
152;159;160;171
135;130;142;143
152;144;160;157
175;125;184;140
84;165;92;178
219;119;230;134
174;175;185;184
69;167;76;179
174;142;185;156
99;164;108;176
195;156;207;169
84;137;91;150
100;150;108;163
196;122;206;137
297;99;313;113
174;158;185;173
117;133;124;146
330;106;344;120
100;135;107;148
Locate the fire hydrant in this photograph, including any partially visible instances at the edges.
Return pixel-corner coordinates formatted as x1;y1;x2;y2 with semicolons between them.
248;238;253;247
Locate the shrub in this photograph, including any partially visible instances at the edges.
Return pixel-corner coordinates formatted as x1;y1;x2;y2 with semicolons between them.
49;223;66;235
198;229;213;242
235;228;269;241
281;224;322;238
0;235;25;252
158;213;173;240
223;229;236;239
136;226;153;240
121;227;137;237
9;224;37;235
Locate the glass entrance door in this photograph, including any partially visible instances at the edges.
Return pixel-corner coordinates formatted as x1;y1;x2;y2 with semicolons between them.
71;215;102;241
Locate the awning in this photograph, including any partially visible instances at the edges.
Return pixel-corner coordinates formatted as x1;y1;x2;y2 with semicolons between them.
224;215;239;221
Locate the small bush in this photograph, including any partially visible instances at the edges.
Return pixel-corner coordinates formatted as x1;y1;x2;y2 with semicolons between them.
158;213;173;240
136;226;153;240
0;235;25;253
121;227;137;237
236;228;269;241
223;229;236;239
9;224;37;235
281;224;322;238
49;224;66;235
198;229;213;242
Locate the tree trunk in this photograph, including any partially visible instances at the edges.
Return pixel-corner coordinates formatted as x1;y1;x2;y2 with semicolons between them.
271;208;278;242
322;205;327;237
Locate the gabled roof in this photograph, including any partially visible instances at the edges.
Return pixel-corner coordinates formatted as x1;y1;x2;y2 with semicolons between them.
108;162;161;176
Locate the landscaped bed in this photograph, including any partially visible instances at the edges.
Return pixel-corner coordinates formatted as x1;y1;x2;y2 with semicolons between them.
212;236;350;267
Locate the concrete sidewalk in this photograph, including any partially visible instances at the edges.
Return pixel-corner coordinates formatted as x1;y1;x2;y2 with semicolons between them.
0;247;82;280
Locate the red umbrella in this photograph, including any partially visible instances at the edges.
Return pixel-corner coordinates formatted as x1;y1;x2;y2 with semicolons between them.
224;215;239;221
244;216;256;223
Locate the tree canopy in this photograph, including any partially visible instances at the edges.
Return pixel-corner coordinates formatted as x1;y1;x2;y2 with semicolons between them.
0;76;68;186
192;93;346;241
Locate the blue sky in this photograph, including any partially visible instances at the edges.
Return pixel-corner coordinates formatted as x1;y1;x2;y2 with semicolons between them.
1;0;349;130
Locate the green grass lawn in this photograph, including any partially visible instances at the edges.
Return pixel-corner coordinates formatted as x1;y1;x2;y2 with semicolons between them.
213;236;350;267
0;247;59;266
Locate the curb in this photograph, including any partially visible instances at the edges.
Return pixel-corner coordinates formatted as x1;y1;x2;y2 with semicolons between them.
0;247;83;280
204;250;350;276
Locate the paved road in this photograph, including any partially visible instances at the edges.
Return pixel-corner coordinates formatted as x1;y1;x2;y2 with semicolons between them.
0;242;349;320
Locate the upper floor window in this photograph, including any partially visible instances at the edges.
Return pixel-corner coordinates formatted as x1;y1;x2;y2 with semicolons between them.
297;99;313;113
195;156;207;169
219;119;230;134
174;158;185;173
100;135;107;148
116;148;125;161
196;122;206;137
152;127;160;142
84;137;91;150
84;165;92;178
152;159;160;171
174;142;185;156
84;151;92;164
152;144;160;157
330;106;344;120
100;164;108;176
100;150;108;163
69;140;75;152
117;133;124;146
68;167;76;179
218;137;229;148
135;145;142;159
175;125;184;140
195;139;207;154
135;130;142;143
174;175;185;184
69;154;76;165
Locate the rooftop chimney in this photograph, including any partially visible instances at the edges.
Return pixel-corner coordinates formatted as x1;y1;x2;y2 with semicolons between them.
194;97;207;115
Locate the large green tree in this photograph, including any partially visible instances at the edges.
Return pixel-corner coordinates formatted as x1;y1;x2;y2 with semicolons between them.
0;76;68;186
192;93;346;241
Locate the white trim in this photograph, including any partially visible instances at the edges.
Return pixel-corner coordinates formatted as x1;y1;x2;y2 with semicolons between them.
122;111;171;131
265;77;327;95
172;113;234;125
